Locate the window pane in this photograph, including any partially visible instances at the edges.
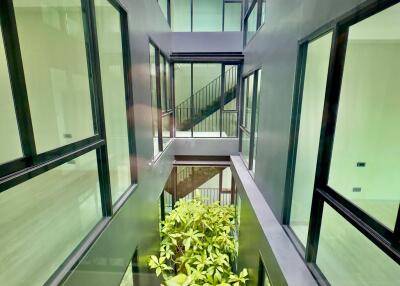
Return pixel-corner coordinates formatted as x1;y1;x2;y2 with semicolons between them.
192;63;222;137
95;0;131;203
159;0;168;21
328;4;400;230
289;32;333;246
246;3;258;44
317;204;400;285
241;131;251;167
149;44;160;156
222;112;238;137
224;65;238;111
166;60;172;110
162;114;171;148
261;0;266;25
252;70;262;172
14;0;94;153
171;0;191;32
243;74;254;130
175;63;192;137
224;2;242;31
0;26;22;164
0;151;102;286
193;0;223;32
160;54;166;112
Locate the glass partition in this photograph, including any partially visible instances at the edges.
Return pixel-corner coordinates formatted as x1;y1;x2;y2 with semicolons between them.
328;5;400;230
289;32;333;245
193;0;223;32
224;2;242;31
0;151;102;286
14;0;94;153
95;0;131;203
0;25;22;164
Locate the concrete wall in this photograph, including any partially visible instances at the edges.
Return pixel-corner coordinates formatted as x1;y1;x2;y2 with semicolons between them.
244;0;368;222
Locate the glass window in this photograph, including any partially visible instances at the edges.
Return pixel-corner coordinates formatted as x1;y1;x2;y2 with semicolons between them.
224;2;242;31
95;0;131;204
261;0;266;25
0;26;22;164
289;32;333;246
14;0;94;153
166;60;172;111
192;63;222;137
158;0;168;21
162;114;171;148
193;0;223;32
241;131;251;167
160;54;166;112
252;70;262;172
243;75;254;130
246;3;258;44
317;204;400;285
171;0;191;32
328;4;400;230
149;44;160;156
175;64;192;137
0;151;102;286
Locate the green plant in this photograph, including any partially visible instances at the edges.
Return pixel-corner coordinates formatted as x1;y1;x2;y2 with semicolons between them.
149;198;248;286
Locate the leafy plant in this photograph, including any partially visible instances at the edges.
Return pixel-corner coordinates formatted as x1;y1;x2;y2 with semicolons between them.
149;198;248;286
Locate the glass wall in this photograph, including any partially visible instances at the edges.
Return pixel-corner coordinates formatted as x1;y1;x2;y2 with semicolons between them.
240;70;261;171
289;32;333;245
317;204;400;285
95;0;132;203
0;152;102;286
285;3;400;285
0;25;21;164
171;0;191;31
193;0;223;32
158;0;169;21
149;43;160;157
244;0;266;45
328;5;400;230
0;1;136;285
170;0;242;32
14;0;94;153
149;43;172;153
174;63;239;138
224;2;242;31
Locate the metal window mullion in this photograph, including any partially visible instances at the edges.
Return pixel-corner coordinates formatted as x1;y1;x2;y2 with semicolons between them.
256;0;262;28
222;0;225;31
248;71;259;171
171;63;176;137
0;0;36;158
84;0;113;217
119;8;137;184
190;63;194;137
305;26;349;263
236;64;242;137
155;48;164;151
220;64;225;137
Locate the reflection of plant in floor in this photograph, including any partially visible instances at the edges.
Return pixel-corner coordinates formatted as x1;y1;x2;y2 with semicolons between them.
149;198;248;286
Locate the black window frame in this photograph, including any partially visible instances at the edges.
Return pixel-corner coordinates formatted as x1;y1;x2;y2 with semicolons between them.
283;0;400;282
172;60;242;138
243;0;266;46
149;40;174;160
166;0;242;32
239;67;261;173
0;0;137;284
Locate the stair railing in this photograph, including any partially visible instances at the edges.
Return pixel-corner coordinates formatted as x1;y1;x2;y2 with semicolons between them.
175;66;238;132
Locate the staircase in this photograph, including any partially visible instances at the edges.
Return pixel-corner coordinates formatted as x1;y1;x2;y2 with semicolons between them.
175;66;238;132
165;166;222;199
